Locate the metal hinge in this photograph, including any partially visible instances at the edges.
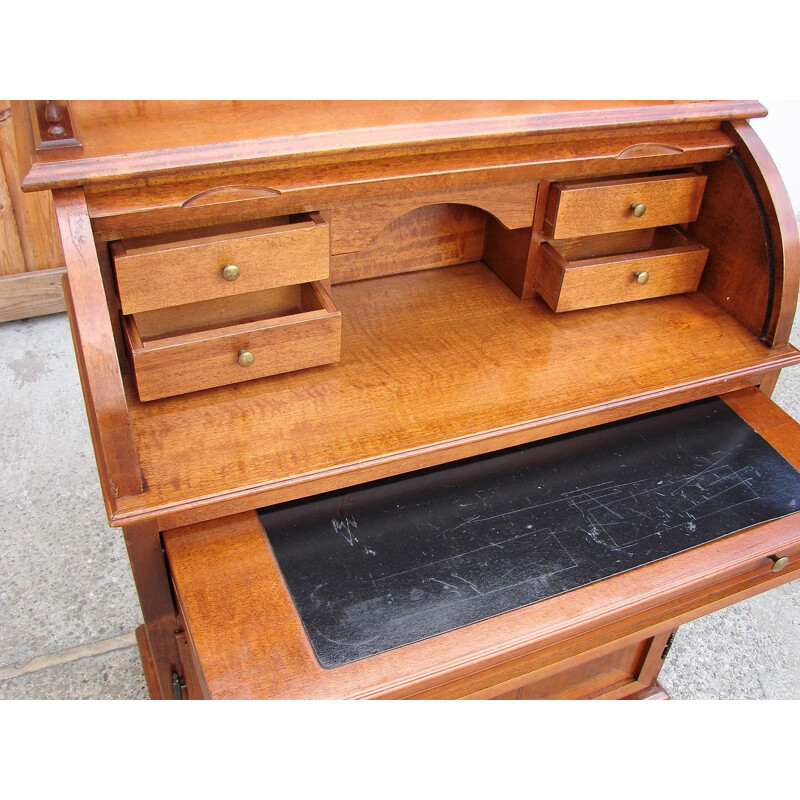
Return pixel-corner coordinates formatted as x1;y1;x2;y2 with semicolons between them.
171;671;187;700
661;632;677;661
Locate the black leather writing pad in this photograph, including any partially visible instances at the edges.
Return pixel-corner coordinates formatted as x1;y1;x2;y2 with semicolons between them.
260;399;800;669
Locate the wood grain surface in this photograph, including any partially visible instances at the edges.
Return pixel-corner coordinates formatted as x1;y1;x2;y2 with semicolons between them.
330;183;536;254
112;213;329;314
109;262;800;529
0;138;26;275
83;127;735;241
0;267;66;323
14;101;762;190
724;121;799;346
0;103;66;320
23;101;799;701
0;102;64;274
330;204;486;284
543;171;708;239
125;282;341;401
54;187;142;506
536;227;709;312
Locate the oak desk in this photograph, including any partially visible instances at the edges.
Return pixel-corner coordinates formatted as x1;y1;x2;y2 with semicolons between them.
15;100;800;699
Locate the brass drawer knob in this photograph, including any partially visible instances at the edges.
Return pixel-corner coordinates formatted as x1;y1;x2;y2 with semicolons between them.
770;555;789;573
630;202;647;217
238;350;255;367
222;264;241;282
634;270;650;285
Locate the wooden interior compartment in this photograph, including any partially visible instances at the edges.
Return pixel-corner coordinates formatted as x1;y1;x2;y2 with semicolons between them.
124;281;341;402
132;285;305;341
162;389;800;699
536;226;710;312
543;170;708;239
329;202;532;295
111;212;330;314
113;262;800;528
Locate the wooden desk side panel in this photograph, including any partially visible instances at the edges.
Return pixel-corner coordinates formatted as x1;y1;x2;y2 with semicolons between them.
55;187;142;504
692;121;799;346
727;120;800;347
123;520;182;700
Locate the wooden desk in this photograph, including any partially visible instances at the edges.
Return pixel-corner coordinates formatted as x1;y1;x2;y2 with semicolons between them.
15;100;800;699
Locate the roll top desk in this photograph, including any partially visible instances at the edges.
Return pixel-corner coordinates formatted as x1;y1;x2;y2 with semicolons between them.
14;100;800;699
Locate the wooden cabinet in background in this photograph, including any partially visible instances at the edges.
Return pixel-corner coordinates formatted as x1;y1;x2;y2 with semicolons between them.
0;102;64;323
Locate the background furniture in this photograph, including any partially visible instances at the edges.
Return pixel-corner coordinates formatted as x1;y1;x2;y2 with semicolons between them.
0;102;64;323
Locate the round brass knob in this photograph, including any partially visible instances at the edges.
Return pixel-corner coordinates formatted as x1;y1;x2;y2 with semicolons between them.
634;271;650;285
769;555;789;573
222;264;241;282
238;350;255;367
630;202;647;218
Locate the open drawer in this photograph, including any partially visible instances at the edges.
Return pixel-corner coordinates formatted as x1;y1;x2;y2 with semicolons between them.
163;388;800;699
536;226;709;312
123;281;341;401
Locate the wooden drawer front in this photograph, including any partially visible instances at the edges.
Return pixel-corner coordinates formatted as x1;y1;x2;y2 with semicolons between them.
124;282;341;401
488;633;672;700
536;226;709;312
543;171;707;239
112;214;330;315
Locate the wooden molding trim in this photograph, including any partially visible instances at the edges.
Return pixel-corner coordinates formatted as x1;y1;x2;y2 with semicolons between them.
29;101;82;152
18;101;765;191
0;267;66;323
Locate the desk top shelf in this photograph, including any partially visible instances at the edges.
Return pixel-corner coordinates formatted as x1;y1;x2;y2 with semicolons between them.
17;100;766;191
113;261;800;529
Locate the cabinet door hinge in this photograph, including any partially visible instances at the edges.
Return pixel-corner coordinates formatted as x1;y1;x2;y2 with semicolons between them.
171;671;187;700
661;632;677;661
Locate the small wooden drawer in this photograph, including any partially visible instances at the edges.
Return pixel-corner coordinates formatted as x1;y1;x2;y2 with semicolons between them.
542;171;707;239
112;213;330;315
123;282;341;401
535;226;709;312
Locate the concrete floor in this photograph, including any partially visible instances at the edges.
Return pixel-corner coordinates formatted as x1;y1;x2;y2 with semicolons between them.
1;302;799;700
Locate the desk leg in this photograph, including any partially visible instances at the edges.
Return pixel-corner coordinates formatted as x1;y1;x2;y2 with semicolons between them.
625;628;676;699
123;521;182;700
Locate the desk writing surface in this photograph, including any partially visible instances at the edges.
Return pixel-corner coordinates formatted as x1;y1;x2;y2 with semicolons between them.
263;398;800;668
114;263;799;527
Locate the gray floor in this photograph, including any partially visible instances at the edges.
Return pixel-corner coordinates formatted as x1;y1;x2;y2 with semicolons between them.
1;302;799;700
